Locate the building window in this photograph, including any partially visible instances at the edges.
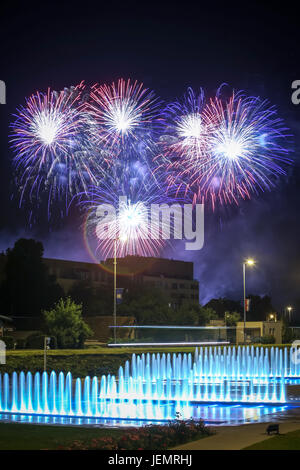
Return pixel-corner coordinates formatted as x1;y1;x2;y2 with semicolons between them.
77;270;90;281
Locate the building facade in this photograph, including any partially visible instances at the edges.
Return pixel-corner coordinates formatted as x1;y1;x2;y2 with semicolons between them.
44;255;200;307
236;321;283;344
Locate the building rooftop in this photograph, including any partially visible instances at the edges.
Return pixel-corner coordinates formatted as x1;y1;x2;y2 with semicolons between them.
102;255;194;280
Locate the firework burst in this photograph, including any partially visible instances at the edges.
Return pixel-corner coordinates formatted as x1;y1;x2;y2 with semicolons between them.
157;88;292;207
10;83;106;220
200;91;292;206
159;87;210;160
87;78;162;158
155;87;214;199
10;80;293;228
80;168;179;259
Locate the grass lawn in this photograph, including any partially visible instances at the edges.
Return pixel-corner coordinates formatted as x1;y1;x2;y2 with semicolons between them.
0;421;211;450
244;429;300;450
0;422;123;450
6;343;291;357
6;346;197;356
2;344;292;378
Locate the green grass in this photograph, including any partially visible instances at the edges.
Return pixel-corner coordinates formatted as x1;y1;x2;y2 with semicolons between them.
244;429;300;450
2;346;201;378
0;422;122;450
0;421;211;450
2;344;292;378
6;343;291;357
6;346;197;356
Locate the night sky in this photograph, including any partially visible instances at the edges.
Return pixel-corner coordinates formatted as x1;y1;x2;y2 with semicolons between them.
0;2;299;314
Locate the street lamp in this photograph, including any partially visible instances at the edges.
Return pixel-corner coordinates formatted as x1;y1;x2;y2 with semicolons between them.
243;258;255;344
113;239;117;344
113;235;127;344
286;306;293;322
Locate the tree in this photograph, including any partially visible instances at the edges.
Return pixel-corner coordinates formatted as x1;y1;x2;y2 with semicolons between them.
68;281;113;316
171;303;217;326
0;238;63;316
118;285;173;325
173;302;199;325
205;298;242;317
224;311;240;326
118;285;217;326
43;297;92;348
247;295;275;321
197;306;217;325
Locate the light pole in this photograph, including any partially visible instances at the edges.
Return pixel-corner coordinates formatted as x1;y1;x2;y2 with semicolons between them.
44;336;50;371
113;238;117;344
113;236;127;344
243;258;255;344
224;312;229;342
286;306;292;323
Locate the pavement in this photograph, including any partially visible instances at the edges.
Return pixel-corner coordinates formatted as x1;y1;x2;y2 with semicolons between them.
172;419;300;450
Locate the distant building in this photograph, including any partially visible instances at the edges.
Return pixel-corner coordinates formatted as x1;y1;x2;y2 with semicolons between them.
44;255;199;308
44;258;109;292
236;321;283;344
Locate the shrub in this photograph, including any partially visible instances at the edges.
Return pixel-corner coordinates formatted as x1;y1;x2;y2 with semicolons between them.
50;336;58;349
2;336;15;349
58;419;211;450
16;338;27;349
260;335;276;344
24;333;57;349
0;352;132;377
25;333;45;349
43;298;93;349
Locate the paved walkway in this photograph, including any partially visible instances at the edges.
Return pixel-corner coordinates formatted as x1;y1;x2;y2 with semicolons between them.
172;420;300;450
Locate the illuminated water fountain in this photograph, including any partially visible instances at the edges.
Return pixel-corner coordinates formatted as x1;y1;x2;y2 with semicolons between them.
0;346;293;421
129;346;300;381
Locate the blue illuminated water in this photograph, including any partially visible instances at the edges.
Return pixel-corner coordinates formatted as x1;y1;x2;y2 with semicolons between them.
0;404;292;427
0;346;299;423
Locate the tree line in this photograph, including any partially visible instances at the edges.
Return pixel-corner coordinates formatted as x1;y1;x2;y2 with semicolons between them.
0;238;283;348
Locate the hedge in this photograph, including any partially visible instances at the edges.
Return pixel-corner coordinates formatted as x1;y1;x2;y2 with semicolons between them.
0;353;132;378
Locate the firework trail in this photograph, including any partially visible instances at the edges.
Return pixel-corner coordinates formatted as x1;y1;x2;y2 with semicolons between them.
10;83;107;221
157;87;292;208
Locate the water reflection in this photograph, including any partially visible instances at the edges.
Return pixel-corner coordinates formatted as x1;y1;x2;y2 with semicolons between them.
0;402;291;427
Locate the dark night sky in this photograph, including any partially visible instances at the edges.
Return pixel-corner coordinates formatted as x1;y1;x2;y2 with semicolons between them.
0;1;299;314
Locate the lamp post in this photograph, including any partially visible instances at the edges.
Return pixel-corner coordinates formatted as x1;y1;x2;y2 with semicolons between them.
113;238;117;344
224;312;229;343
44;336;50;371
286;306;292;323
243;258;255;344
113;235;127;344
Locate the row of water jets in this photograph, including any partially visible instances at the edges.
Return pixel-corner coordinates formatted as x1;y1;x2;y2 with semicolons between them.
0;346;298;419
0;370;287;417
128;346;300;381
